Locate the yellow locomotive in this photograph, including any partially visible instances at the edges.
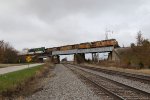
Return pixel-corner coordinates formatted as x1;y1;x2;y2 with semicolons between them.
45;39;118;53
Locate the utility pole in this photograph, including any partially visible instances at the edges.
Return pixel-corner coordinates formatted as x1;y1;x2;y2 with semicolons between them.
105;31;108;40
105;29;113;40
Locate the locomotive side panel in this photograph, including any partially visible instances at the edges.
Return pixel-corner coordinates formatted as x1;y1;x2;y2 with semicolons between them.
60;45;73;51
47;48;53;52
95;41;103;47
112;39;119;47
89;39;118;48
101;41;107;47
91;42;96;48
106;40;111;46
52;47;60;51
72;44;79;49
79;43;91;49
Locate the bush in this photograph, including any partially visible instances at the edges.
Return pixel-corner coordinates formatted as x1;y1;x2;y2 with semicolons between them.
85;59;91;63
148;65;150;69
127;61;131;66
130;43;135;48
138;62;144;69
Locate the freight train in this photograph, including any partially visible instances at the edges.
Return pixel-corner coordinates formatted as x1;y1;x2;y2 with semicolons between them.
45;39;118;53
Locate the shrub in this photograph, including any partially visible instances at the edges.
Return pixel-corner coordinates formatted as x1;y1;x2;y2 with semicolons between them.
148;65;150;69
127;61;131;66
138;62;144;69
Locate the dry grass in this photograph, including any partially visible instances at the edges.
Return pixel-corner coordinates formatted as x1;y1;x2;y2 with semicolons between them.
119;46;150;69
83;63;150;75
135;69;150;75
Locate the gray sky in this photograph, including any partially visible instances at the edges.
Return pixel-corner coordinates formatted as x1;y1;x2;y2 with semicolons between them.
0;0;150;50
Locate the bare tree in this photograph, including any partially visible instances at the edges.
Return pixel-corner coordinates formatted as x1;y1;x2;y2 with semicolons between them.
136;31;143;46
0;40;4;48
0;40;18;63
0;40;4;62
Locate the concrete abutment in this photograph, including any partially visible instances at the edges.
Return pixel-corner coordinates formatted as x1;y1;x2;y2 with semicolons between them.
74;53;85;64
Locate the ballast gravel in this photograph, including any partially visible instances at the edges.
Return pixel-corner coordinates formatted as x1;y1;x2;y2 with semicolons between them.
72;65;150;94
26;64;102;100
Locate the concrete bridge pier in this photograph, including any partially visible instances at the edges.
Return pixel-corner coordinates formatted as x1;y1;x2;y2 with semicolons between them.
55;55;60;64
38;58;44;62
51;55;60;64
48;56;53;63
92;53;98;62
74;53;85;64
108;52;112;61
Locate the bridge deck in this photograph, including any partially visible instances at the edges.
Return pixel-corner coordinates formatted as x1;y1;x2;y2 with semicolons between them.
52;46;114;55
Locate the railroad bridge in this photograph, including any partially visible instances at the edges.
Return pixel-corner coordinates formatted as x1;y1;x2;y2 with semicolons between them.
24;39;119;63
51;46;115;63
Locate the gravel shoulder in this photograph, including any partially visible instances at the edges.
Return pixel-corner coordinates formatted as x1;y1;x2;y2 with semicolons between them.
26;64;102;100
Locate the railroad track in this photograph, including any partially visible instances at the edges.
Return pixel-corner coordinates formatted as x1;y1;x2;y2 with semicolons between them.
65;64;150;100
71;64;150;84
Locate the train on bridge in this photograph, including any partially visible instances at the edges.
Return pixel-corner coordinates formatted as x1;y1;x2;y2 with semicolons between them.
45;39;118;53
24;39;119;63
26;39;119;55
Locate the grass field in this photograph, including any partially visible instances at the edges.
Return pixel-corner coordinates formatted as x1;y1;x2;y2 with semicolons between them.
0;65;43;93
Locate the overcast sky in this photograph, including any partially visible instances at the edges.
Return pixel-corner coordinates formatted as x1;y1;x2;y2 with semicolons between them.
0;0;150;51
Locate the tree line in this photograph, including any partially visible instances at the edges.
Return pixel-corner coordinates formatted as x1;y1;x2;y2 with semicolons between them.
0;40;18;63
121;31;150;69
